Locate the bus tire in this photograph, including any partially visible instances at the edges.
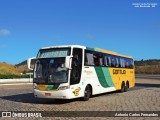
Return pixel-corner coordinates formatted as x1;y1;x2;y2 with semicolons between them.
124;81;129;92
121;82;125;93
83;85;92;101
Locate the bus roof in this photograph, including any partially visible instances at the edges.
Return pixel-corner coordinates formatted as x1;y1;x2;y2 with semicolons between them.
41;45;85;49
89;47;133;59
40;45;133;59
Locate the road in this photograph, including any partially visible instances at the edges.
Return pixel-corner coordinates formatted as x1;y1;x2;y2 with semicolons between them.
0;78;159;119
136;74;160;80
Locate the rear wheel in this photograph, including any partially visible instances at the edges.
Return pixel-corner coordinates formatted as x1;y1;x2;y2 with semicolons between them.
124;82;129;92
121;82;125;93
83;85;91;101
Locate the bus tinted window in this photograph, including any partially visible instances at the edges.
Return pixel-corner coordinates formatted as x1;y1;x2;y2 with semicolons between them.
125;59;129;68
104;54;111;67
85;50;94;65
120;57;125;68
85;50;134;69
85;50;104;66
128;59;134;68
93;52;104;66
124;58;134;68
111;55;116;67
119;57;134;68
115;57;120;67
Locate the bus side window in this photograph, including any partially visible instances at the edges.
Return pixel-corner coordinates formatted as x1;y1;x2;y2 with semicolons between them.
118;57;121;67
93;52;98;66
92;52;104;66
120;58;125;68
108;56;111;67
84;52;88;65
98;53;104;66
98;57;103;66
128;59;134;68
115;57;119;67
85;50;94;65
111;56;116;67
120;58;122;68
125;59;130;68
131;59;134;68
104;55;108;66
104;54;111;67
87;53;94;65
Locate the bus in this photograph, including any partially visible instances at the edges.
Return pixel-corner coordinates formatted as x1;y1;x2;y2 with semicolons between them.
27;45;135;101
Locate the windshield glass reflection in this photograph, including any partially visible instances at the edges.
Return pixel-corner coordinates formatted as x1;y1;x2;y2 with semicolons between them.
34;58;68;84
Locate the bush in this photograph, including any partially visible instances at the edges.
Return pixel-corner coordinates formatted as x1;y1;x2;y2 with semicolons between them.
135;65;160;74
0;74;31;79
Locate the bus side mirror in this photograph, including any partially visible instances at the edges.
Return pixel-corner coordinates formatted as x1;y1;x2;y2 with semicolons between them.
27;57;36;70
65;56;72;69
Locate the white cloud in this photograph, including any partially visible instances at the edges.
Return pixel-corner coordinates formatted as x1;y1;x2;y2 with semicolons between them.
0;29;11;36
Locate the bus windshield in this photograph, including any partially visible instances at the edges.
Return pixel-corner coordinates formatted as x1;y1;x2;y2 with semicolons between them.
34;58;68;84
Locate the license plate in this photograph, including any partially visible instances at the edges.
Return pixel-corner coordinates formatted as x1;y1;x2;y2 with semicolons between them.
45;93;51;96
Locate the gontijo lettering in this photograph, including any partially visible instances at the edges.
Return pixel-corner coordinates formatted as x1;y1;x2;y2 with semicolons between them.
113;69;126;74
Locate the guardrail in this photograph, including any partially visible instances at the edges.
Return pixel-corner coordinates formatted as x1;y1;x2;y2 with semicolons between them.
0;78;33;83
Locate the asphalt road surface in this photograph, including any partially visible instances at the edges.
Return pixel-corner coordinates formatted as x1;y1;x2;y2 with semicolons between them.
136;74;160;80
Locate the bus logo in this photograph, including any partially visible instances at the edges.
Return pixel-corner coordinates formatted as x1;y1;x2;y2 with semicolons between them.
73;87;81;96
113;69;126;74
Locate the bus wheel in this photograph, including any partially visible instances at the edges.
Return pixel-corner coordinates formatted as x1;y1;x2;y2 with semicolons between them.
83;85;91;101
121;82;125;93
125;81;129;92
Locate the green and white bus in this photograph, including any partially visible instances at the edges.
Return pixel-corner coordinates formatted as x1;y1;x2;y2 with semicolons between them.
27;45;135;101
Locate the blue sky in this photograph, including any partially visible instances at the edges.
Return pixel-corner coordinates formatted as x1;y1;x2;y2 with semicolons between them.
0;0;160;64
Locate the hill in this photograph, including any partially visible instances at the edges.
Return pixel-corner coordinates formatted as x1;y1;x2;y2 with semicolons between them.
0;62;21;75
135;59;160;74
15;60;36;74
134;59;160;66
15;60;29;74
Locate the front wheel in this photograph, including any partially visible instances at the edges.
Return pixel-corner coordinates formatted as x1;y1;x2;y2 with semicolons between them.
83;85;91;101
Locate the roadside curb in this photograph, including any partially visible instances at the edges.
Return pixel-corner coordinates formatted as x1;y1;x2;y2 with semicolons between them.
0;83;32;86
0;78;33;84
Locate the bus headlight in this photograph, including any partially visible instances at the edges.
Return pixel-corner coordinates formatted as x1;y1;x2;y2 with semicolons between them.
58;86;69;90
33;85;38;89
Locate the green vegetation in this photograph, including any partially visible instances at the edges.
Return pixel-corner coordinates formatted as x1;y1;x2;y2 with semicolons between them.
0;62;31;79
0;74;30;79
135;59;160;74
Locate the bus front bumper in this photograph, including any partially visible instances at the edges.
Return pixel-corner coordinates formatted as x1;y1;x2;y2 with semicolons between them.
33;89;76;99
